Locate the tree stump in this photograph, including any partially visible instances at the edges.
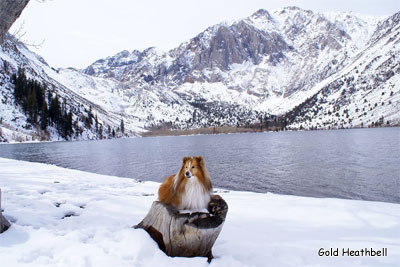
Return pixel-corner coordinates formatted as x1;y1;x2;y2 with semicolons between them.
0;188;11;233
134;194;228;262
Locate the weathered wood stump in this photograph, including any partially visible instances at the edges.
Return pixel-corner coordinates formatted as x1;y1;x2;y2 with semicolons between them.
0;188;11;233
134;194;228;262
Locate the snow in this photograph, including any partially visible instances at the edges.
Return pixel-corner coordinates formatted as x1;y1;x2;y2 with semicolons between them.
323;11;384;51
1;157;399;266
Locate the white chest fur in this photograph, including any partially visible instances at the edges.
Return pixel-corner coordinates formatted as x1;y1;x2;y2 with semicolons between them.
179;176;210;210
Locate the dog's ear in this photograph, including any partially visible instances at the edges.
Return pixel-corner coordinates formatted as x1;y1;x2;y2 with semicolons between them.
195;156;212;190
194;156;204;167
182;156;191;165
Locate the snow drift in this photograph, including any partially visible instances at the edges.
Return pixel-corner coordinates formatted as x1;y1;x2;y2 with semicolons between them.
0;157;399;266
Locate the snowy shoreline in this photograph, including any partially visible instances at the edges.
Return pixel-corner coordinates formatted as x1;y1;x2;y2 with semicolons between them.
0;157;399;266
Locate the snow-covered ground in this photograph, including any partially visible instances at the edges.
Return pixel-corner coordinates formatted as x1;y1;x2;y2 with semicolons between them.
0;157;399;266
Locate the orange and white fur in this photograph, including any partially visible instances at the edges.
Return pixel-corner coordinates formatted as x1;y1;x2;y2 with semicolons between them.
158;156;212;211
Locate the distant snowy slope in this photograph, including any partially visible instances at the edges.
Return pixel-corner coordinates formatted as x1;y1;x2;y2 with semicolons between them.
285;11;400;129
1;157;399;266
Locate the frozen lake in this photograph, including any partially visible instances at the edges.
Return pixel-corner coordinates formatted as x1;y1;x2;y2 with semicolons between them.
0;127;399;203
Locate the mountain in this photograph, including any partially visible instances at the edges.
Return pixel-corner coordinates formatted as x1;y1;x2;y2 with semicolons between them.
285;11;400;129
82;7;398;128
1;7;399;142
0;34;134;142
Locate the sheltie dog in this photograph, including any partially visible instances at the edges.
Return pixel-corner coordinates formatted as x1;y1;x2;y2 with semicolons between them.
158;156;212;210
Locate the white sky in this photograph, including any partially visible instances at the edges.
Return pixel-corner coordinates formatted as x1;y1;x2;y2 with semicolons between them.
10;0;400;69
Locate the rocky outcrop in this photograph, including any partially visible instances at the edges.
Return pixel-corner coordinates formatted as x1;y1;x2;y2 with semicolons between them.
187;22;288;71
0;0;30;44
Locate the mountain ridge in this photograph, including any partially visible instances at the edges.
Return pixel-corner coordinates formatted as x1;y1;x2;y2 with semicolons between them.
1;7;399;142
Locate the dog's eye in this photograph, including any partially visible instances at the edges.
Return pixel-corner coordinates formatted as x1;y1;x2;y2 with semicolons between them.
192;166;195;169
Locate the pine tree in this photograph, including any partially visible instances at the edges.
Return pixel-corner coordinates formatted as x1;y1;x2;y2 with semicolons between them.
120;119;125;134
49;95;61;123
86;106;93;127
40;100;49;130
98;124;103;138
26;89;38;123
95;114;98;132
73;119;81;136
12;67;27;103
66;111;73;137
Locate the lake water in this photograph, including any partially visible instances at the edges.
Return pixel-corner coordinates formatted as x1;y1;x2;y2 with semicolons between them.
0;128;399;204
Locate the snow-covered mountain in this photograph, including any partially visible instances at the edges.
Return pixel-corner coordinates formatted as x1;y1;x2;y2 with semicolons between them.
82;7;399;129
285;11;400;129
1;7;399;142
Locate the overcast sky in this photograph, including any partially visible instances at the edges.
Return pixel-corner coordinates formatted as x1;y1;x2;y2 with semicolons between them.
10;0;400;69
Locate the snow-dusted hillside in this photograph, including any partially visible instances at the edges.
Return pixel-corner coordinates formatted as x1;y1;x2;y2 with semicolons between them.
0;34;142;142
286;11;400;129
1;7;399;142
1;157;399;266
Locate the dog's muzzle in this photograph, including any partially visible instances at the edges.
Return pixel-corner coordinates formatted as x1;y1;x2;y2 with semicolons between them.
185;171;191;178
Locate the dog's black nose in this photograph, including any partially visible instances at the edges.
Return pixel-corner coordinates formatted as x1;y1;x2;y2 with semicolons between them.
185;171;190;177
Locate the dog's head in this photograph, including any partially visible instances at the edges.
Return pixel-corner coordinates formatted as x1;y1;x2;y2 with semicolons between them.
180;156;202;179
178;156;212;190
